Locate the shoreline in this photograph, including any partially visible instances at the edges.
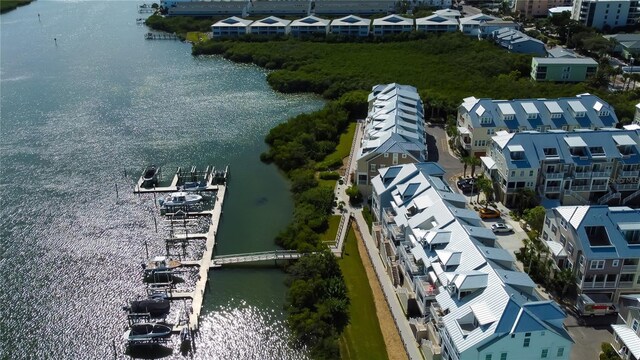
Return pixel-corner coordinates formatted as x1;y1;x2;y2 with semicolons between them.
0;0;35;14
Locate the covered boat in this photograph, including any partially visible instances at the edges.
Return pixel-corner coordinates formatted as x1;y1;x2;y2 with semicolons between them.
129;294;170;317
124;322;172;342
143;256;181;275
158;191;202;207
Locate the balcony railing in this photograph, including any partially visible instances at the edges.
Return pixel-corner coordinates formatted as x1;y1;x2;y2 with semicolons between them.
620;170;639;177
622;264;638;273
619;281;634;288
571;185;592;192
591;171;612;178
545;186;561;193
545;172;564;179
430;303;445;329
617;183;640;191
591;184;607;191
574;172;591;179
581;282;613;289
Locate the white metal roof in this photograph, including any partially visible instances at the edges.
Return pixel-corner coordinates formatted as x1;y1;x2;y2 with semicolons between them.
544;101;562;113
470;302;497;325
372;14;413;26
613;134;637;146
213;16;253;27
507;144;525;152
545;240;567;257
612;325;640;359
251;16;291;27
521;102;539;114
563;136;588;147
497;103;516;116
481;156;496;170
290;15;330;26
475;105;486;117
457;126;470;134
568;100;587;113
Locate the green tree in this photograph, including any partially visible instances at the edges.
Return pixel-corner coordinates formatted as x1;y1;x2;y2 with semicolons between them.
461;156;472;178
523;206;547;233
514;188;537;214
600;342;622;360
476;176;494;206
554;268;576;298
346;184;363;205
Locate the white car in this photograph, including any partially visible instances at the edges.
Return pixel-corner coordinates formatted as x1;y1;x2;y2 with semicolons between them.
491;223;513;233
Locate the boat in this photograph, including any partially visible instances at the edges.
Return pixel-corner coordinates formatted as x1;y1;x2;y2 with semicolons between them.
142;165;159;187
124;322;172;342
181;180;208;192
143;256;181;275
128;293;171;317
158;191;202;207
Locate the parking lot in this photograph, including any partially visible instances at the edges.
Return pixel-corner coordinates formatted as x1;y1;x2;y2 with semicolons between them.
565;311;617;360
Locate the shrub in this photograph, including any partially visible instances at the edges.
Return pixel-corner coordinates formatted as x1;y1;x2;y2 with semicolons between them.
319;171;340;180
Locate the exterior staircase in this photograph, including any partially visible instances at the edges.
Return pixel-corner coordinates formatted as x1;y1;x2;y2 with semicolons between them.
598;190;621;205
623;188;640;205
564;189;590;205
391;262;401;286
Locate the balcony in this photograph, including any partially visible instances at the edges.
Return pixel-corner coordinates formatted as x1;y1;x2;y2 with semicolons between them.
545;186;561;193
545;172;565;179
591;184;607;191
581;282;613;289
617;183;640;191
591;171;612;178
430;302;445;329
417;275;439;300
383;207;396;224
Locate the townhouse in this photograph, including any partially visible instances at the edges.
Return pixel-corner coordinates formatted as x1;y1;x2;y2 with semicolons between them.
370;163;573;360
542;205;640;304
612;306;640;360
456;93;618;156
289;15;330;36
372;14;414;36
329;15;371;37
355;84;426;196
249;16;291;36
459;14;518;38
483;129;640;207
605;34;640;61
416;14;459;33
492;28;546;56
211;16;252;38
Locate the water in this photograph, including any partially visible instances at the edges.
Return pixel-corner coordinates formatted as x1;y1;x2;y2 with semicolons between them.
0;2;324;358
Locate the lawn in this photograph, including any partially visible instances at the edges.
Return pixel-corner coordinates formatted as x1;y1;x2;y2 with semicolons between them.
317;121;357;170
320;215;342;244
339;227;388;360
185;32;209;44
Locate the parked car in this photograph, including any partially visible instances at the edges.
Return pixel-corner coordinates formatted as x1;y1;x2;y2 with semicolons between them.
491;223;513;233
478;208;501;219
457;178;475;188
460;183;478;194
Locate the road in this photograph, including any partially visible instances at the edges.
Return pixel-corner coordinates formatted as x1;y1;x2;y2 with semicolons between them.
426;124;461;188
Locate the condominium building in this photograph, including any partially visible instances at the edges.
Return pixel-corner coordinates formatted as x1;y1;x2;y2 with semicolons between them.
531;57;598;82
249;16;291;35
492;28;547;56
571;0;639;30
513;0;572;18
456;93;618;156
370;163;573;360
329;15;371;37
542;205;640;303
372;14;414;36
289;15;330;36
635;103;640;125
483;129;640;207
355;84;426;196
211;16;253;38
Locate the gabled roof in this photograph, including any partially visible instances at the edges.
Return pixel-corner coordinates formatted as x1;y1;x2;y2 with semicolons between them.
612;325;640;359
459;13;498;25
416;14;459;26
434;8;461;18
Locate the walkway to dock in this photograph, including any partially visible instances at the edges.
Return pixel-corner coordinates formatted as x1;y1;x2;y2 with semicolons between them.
210;250;303;267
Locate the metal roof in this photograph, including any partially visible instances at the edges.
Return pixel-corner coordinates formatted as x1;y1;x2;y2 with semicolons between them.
471;302;497;325
612;325;640;359
613;134;637;146
563;136;588;147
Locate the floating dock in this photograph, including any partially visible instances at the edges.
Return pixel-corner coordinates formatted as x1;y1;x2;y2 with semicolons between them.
134;165;227;194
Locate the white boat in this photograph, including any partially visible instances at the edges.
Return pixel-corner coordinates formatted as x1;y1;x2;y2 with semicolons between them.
158;191;202;207
143;256;181;275
124;322;172;342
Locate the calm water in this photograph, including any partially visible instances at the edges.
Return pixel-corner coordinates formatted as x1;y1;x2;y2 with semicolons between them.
0;2;323;358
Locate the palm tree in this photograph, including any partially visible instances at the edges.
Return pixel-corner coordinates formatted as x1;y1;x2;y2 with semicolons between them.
469;156;481;178
460;156;472;178
515;188;537;214
475;176;492;204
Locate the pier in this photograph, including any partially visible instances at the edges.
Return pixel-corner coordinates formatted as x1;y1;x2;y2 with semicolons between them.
134;165;227;194
211;250;304;266
144;32;178;40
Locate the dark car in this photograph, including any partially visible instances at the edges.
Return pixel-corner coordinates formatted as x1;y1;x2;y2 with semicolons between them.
457;178;475;188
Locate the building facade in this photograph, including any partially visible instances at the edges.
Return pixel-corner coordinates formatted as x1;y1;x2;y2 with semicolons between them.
289;15;330;36
415;15;459;33
542;206;640;304
531;57;598;82
372;14;414;36
484;129;640;207
492;28;547;56
355;84;426;196
329;15;371;36
612;306;640;360
370;163;573;360
249;16;291;35
211;16;252;38
513;0;572;18
571;0;639;30
456;93;618;156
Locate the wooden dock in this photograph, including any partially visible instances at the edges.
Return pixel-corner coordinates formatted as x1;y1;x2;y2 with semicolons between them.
144;32;178;40
210;250;304;267
134;165;227;194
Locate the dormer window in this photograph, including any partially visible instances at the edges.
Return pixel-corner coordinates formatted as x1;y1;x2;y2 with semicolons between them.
599;110;609;116
543;148;558;157
551;113;561;119
589;146;605;157
480;116;492;124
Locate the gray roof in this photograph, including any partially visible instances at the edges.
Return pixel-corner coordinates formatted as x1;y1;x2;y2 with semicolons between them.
551;206;640;260
534;57;598;65
546;47;579;58
460;93;618;131
492;129;640;171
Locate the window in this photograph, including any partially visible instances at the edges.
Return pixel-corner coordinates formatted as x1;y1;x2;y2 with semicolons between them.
557;347;564;357
567;243;574;255
633;320;639;331
545;218;551;226
501;353;507;360
520;171;525;177
579;255;584;267
511;171;516;177
560;235;566;245
523;338;530;347
552;225;557;234
486;355;492;360
487;128;496;135
370;164;377;171
384;153;389;158
541;349;549;358
543;232;548;240
401;154;407;159
590;260;605;270
529;170;534;177
612;260;619;267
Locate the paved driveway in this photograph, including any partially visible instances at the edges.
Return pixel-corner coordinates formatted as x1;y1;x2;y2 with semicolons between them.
426;124;461;188
564;311;616;360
